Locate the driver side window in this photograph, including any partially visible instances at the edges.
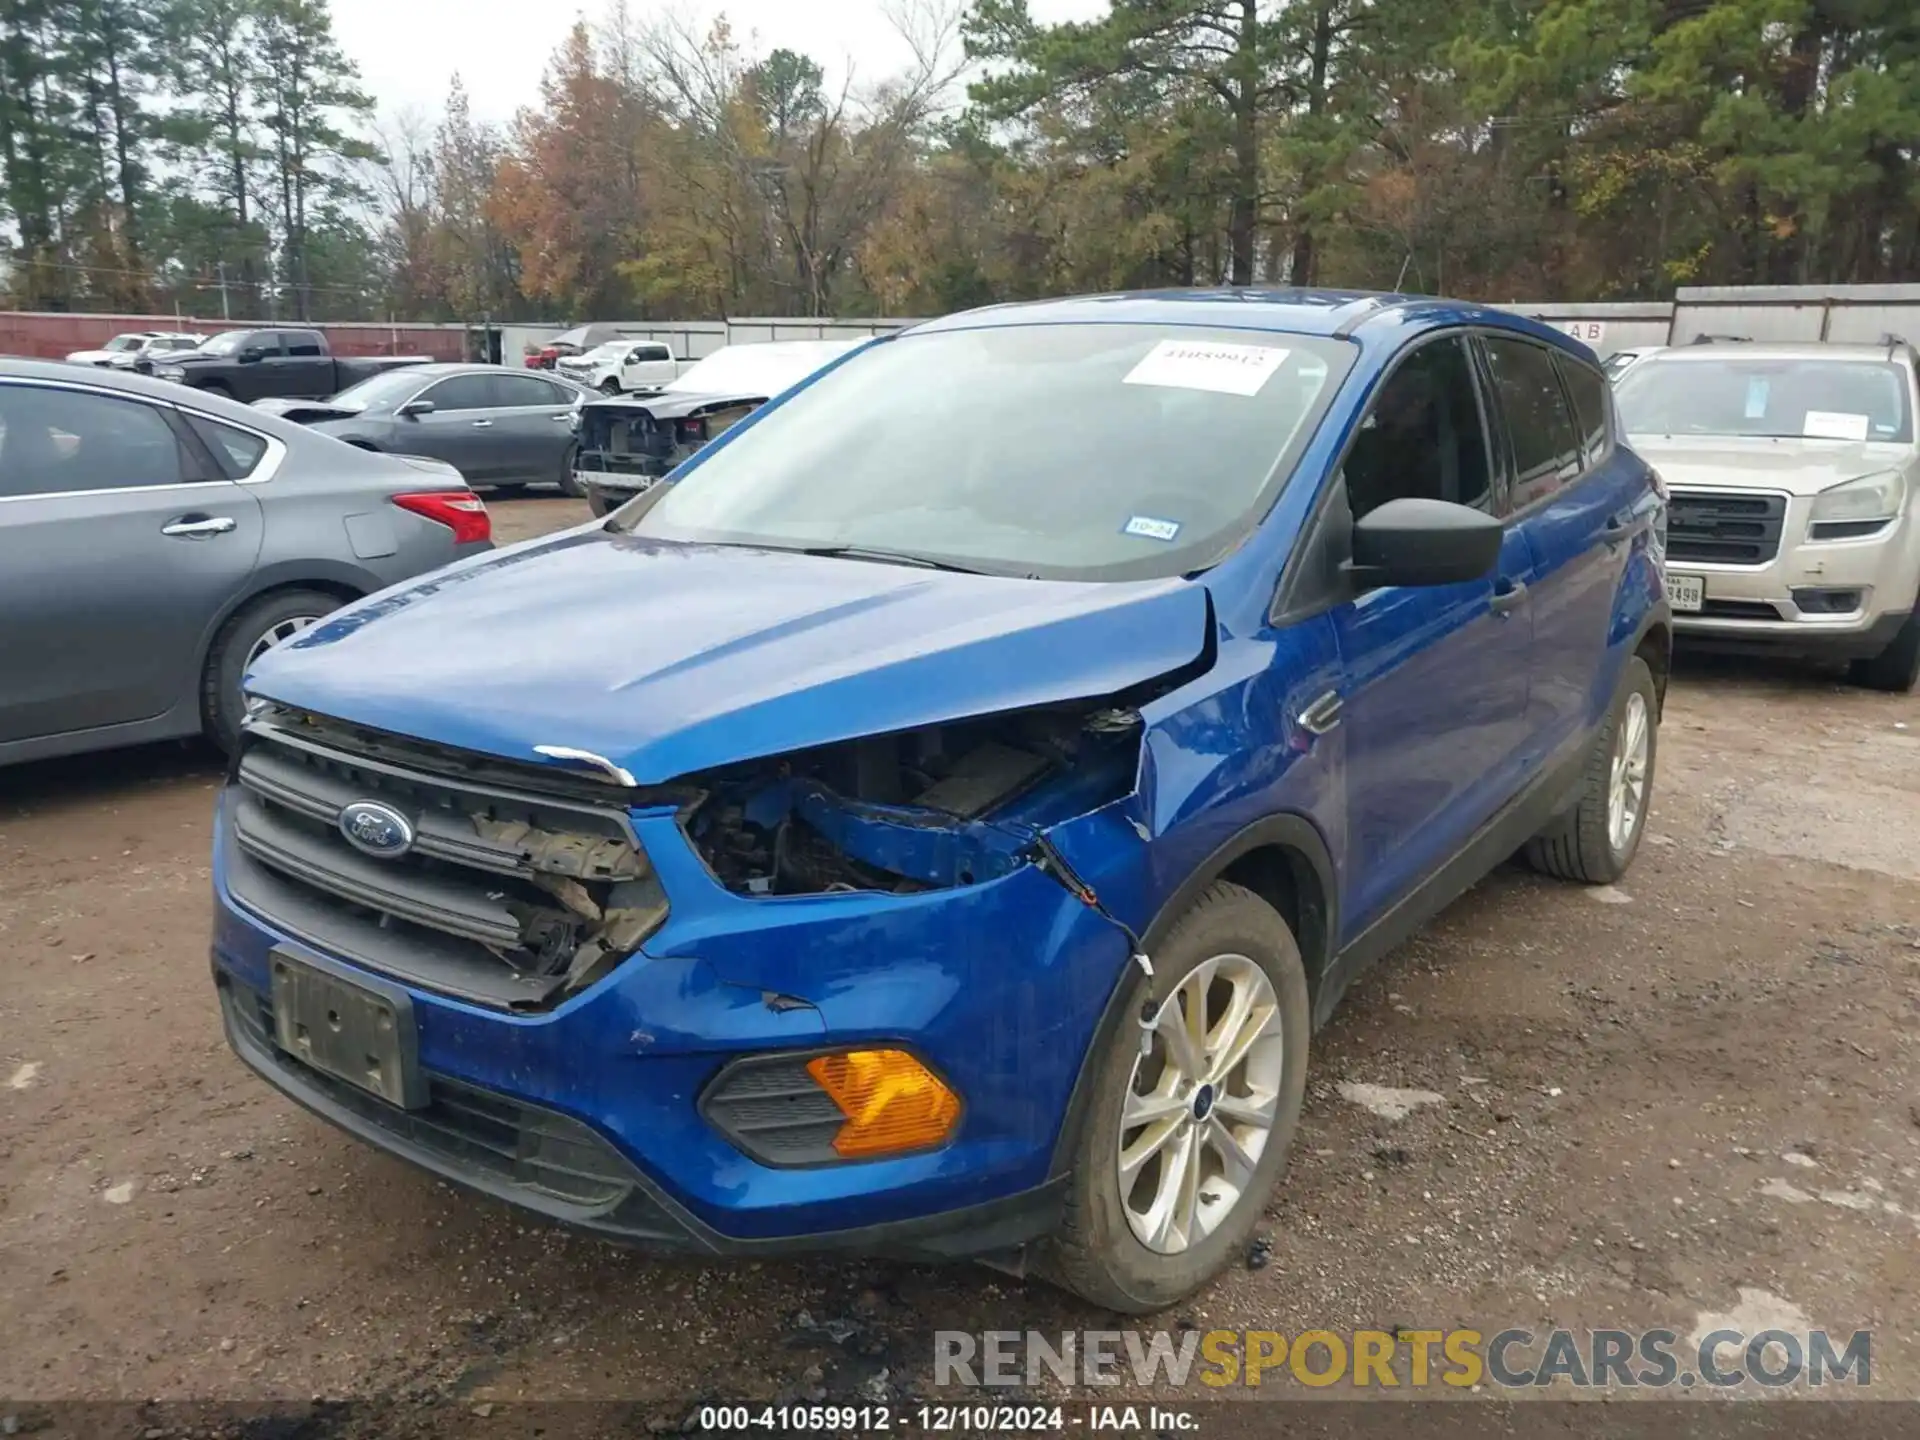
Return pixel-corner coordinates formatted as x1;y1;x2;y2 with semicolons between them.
1342;336;1492;521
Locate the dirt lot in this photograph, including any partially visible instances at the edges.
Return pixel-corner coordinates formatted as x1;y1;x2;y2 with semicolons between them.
2;493;1917;1423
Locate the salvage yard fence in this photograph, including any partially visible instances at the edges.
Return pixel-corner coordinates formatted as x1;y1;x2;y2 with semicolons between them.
7;285;1917;367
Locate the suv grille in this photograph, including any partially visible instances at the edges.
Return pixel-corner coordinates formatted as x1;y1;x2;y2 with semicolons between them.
1666;490;1787;565
224;706;667;1011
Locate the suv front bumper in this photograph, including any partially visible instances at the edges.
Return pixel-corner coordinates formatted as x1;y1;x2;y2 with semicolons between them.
1665;490;1919;658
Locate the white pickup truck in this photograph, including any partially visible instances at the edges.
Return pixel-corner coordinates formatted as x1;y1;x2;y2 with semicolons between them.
555;339;686;395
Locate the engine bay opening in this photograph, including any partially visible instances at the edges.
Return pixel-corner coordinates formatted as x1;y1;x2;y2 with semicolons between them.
683;700;1150;897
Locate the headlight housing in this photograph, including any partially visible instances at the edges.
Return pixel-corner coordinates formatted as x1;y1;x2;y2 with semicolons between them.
1809;471;1906;538
154;364;187;381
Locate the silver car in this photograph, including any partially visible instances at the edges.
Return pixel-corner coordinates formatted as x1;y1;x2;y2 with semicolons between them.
0;359;494;767
1614;339;1920;691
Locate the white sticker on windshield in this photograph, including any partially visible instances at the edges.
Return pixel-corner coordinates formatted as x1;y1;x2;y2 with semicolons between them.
1124;515;1182;542
1803;410;1870;441
1743;377;1769;419
1124;340;1290;397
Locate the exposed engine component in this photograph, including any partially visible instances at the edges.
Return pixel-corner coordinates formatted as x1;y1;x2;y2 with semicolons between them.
684;701;1146;896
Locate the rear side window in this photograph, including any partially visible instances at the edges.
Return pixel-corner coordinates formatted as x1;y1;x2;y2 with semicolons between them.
185;413;270;478
1482;337;1582;507
284;331;325;357
493;373;566;408
421;374;495;412
0;385;191;496
1557;356;1612;465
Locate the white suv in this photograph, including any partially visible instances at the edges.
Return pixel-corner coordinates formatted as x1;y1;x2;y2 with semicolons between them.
1615;339;1920;691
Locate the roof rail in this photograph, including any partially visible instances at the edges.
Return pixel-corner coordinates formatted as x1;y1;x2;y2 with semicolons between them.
1880;332;1911;360
1332;295;1400;339
1687;333;1752;345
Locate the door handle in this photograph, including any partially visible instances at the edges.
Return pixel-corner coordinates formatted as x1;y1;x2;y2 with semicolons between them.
1490;578;1528;616
1297;690;1343;736
550;413;572;422
162;515;237;539
470;419;494;428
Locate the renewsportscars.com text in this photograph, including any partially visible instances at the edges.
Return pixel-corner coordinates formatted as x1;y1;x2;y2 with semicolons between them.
934;1327;1871;1391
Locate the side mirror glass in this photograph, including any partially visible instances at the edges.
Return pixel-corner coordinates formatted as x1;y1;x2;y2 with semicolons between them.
239;346;267;363
398;398;435;418
1347;497;1502;590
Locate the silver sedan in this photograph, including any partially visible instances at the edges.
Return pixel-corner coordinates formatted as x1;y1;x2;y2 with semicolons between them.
0;359;494;767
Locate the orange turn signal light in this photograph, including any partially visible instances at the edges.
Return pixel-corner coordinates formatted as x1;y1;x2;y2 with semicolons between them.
805;1049;960;1159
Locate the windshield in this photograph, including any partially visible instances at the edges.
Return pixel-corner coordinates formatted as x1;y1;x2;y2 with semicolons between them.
104;335;145;352
1616;357;1913;442
196;331;256;356
615;324;1352;581
665;342;858;397
580;341;630;361
330;369;435;409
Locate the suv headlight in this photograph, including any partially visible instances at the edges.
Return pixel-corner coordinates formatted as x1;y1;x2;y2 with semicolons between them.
154;363;188;381
1809;471;1906;537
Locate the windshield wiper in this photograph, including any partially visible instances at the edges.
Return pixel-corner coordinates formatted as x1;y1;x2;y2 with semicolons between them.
797;544;994;575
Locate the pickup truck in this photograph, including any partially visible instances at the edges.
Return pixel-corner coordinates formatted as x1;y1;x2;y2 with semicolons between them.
555;338;685;395
214;291;1670;1314
139;327;430;404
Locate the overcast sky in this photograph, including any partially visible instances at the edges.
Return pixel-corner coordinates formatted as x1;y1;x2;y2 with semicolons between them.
332;0;1104;129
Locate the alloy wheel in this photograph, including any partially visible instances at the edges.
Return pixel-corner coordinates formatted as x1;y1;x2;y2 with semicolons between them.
245;615;320;670
1607;691;1650;853
1118;953;1285;1255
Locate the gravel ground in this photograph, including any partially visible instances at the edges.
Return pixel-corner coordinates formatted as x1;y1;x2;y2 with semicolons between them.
2;494;1916;1426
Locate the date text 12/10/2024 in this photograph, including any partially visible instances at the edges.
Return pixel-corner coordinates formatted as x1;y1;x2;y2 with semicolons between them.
695;1405;1197;1432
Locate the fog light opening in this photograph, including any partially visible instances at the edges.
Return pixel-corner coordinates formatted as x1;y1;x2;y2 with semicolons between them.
805;1049;960;1159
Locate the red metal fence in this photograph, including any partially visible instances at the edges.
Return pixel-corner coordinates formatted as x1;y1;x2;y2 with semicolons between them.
0;311;472;362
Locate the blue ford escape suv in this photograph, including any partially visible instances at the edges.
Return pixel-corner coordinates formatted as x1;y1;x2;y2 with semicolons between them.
210;291;1670;1313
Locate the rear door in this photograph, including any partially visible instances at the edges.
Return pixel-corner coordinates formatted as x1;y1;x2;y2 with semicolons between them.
1478;334;1636;767
401;372;506;482
277;329;337;397
489;372;579;481
0;380;264;743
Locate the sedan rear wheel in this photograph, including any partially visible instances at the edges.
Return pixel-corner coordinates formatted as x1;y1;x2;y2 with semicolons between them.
202;589;343;754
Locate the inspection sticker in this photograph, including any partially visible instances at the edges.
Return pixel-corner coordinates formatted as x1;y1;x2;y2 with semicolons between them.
1123;339;1290;397
1123;515;1182;542
1803;410;1870;441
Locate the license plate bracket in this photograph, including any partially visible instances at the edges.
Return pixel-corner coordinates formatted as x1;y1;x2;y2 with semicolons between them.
1667;572;1705;613
269;948;425;1109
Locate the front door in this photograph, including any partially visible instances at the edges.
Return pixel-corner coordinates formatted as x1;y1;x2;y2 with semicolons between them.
1327;334;1535;937
0;381;264;743
404;372;507;482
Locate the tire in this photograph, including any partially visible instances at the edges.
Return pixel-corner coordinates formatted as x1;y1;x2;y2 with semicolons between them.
598;378;621;396
1847;609;1920;694
1041;882;1311;1314
202;589;343;754
587;485;617;518
1523;655;1659;884
557;442;585;498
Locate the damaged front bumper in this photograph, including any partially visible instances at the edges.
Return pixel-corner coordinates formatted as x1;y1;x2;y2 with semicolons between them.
209;786;1141;1251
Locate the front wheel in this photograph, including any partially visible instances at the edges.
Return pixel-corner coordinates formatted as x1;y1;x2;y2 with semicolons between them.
202;589;343;754
598;378;621;395
557;442;585;498
1848;609;1920;693
1042;882;1310;1313
1524;654;1659;884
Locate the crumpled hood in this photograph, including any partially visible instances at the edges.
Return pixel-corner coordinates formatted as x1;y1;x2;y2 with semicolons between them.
1628;434;1910;497
247;528;1211;784
582;388;768;424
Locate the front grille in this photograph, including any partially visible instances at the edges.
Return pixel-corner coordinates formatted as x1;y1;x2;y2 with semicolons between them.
1699;599;1785;621
221;984;683;1238
1667;489;1788;565
225;706;667;1012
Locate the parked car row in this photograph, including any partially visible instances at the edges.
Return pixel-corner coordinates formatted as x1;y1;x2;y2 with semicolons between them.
66;330;205;368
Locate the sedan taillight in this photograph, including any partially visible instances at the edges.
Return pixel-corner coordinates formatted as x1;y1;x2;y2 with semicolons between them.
393;490;491;545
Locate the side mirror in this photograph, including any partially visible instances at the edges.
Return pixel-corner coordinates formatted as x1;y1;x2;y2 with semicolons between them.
397;399;435;418
1347;497;1502;589
239;345;267;364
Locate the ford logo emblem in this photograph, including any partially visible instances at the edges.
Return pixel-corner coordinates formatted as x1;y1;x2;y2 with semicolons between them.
338;800;415;859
